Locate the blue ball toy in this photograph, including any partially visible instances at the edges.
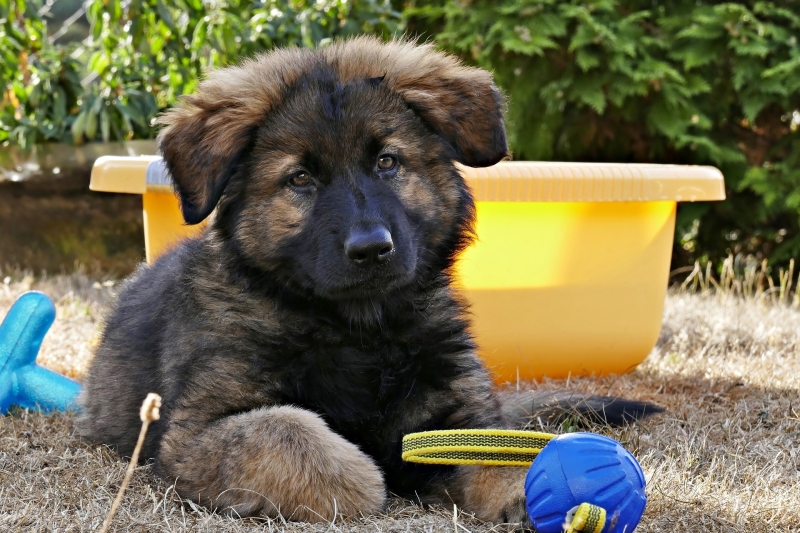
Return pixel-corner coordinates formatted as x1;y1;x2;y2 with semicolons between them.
525;432;647;533
0;291;82;414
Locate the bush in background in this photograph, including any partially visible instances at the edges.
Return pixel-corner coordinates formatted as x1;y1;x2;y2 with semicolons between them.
2;0;800;271
405;0;800;270
0;0;400;147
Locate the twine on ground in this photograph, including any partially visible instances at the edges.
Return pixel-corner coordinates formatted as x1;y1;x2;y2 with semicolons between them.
98;392;161;533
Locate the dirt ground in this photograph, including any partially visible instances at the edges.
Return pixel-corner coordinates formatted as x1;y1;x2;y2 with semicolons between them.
0;272;798;532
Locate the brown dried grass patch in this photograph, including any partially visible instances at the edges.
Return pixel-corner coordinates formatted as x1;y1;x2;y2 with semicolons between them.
1;271;798;532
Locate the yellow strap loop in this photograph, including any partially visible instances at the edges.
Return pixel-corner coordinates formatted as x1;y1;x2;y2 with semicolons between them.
402;429;556;467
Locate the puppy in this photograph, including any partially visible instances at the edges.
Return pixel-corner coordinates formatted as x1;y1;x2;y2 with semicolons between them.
77;37;659;526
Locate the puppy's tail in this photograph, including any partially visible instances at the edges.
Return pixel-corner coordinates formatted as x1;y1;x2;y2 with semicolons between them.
500;390;664;428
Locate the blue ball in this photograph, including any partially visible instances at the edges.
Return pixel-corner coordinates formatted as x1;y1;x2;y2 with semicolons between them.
524;433;647;533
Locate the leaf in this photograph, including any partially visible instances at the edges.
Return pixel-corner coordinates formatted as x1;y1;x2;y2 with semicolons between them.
117;102;146;127
156;0;178;33
87;0;104;40
676;24;725;41
91;94;104;114
52;87;66;122
85;106;98;140
71;111;87;145
671;41;720;70
731;37;772;58
647;98;688;138
190;19;208;57
101;108;110;142
763;55;800;80
118;106;133;135
29;83;40;107
130;15;145;50
150;35;165;55
24;127;36;150
575;48;601;72
682;74;712;96
89;51;110;75
573;82;606;114
741;93;772;123
569;23;598;52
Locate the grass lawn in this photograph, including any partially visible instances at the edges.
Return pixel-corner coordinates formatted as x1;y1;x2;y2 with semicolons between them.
1;272;798;532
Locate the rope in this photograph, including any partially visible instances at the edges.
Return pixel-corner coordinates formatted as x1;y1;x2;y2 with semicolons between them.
401;429;608;533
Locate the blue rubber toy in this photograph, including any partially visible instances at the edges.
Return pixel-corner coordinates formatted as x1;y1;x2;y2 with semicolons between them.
525;432;647;533
0;291;82;414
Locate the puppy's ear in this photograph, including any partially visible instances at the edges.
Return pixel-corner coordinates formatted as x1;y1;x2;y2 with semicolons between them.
330;39;508;167
157;93;253;225
395;68;507;168
370;41;508;168
156;50;311;224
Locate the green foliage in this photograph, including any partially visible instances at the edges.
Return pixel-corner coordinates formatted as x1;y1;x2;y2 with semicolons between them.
0;0;400;148
2;0;800;269
406;0;800;268
0;0;83;147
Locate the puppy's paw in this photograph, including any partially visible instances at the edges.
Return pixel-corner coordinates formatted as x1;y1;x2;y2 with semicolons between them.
499;495;532;530
457;466;532;530
300;436;388;521
223;406;387;521
161;405;387;522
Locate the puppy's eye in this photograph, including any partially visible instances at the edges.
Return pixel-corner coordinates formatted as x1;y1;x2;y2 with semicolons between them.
377;155;397;171
288;171;313;188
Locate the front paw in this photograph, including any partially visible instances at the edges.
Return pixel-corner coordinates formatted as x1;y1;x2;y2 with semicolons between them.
457;466;532;530
499;495;533;531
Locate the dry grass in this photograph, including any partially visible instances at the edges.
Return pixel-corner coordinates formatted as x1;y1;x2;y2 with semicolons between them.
1;270;799;532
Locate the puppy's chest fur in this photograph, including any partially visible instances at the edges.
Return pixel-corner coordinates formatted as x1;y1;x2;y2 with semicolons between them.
263;318;471;494
281;326;423;421
172;256;481;490
158;270;491;497
252;300;473;455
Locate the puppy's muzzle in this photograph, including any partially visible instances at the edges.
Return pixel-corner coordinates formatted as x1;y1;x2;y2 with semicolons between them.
345;226;394;267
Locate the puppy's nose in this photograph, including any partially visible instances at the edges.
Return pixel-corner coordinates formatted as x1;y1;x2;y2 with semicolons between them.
345;226;394;267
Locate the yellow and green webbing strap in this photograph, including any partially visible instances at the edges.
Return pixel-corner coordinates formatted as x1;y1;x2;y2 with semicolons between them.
401;429;607;533
402;429;555;467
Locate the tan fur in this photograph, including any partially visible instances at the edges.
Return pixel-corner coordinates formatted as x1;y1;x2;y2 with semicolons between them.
159;406;386;521
383;135;464;249
453;466;530;524
237;194;309;267
395;169;442;226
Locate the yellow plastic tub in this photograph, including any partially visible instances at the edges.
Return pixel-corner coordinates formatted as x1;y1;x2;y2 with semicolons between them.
91;158;725;384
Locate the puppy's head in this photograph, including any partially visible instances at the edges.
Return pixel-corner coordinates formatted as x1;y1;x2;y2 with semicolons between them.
157;37;507;302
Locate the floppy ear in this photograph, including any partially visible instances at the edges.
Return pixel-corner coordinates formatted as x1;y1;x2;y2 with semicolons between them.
157;101;253;225
328;38;508;168
392;61;508;168
156;49;313;224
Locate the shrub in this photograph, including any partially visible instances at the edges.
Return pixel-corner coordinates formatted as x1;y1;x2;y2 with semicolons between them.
0;0;400;148
3;0;799;270
0;0;84;147
405;0;800;269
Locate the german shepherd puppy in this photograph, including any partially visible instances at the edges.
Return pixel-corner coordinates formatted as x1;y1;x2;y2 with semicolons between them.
77;37;659;527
